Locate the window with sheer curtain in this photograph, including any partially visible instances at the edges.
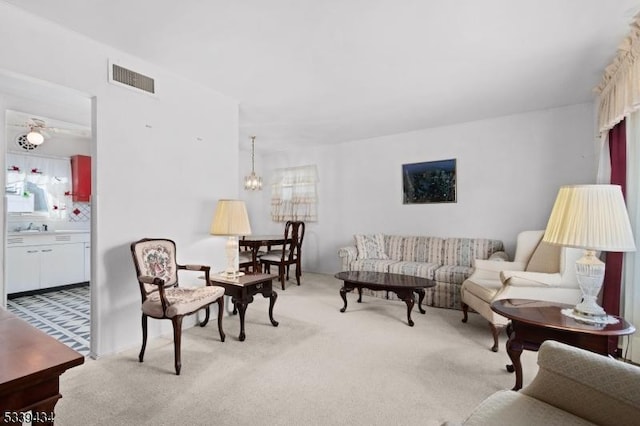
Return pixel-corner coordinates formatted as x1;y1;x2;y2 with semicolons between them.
595;12;640;364
270;165;318;222
5;153;71;219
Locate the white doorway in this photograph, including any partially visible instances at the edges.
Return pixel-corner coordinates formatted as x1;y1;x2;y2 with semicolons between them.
1;71;95;357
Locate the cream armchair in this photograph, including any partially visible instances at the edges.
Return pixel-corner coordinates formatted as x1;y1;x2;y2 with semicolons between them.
445;340;640;426
461;230;582;351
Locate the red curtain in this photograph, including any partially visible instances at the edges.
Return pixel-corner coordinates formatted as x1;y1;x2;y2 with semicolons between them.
603;119;626;315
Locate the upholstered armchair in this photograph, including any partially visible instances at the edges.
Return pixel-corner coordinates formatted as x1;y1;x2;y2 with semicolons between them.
131;238;226;375
446;340;640;426
461;230;582;351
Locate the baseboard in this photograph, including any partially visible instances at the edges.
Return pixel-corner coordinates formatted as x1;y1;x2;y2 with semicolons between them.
8;281;89;299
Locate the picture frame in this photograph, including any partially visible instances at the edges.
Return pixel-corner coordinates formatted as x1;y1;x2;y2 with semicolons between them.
402;159;457;204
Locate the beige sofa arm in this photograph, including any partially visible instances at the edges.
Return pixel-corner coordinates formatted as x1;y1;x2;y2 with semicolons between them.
488;251;509;261
468;259;526;281
500;270;562;287
338;246;358;270
522;340;640;426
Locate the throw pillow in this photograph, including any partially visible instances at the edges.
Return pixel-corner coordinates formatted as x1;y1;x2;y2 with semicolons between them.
355;234;389;260
526;241;561;273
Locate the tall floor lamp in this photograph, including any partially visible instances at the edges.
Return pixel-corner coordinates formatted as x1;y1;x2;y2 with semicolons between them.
210;199;252;277
543;184;636;322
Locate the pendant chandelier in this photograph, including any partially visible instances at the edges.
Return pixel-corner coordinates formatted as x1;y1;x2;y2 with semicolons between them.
244;135;263;191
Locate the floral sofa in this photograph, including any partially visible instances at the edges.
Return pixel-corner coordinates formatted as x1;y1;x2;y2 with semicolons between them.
338;234;505;310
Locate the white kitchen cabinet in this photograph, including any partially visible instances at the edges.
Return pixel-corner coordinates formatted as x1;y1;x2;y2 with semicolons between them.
7;246;41;293
40;243;85;288
7;232;90;294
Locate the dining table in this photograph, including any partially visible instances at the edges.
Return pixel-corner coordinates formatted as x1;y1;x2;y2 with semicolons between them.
240;235;291;272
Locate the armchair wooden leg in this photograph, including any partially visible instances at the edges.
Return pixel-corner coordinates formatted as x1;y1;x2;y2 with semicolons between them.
489;323;502;353
172;315;184;375
139;314;148;363
296;264;301;286
461;302;469;323
217;297;225;342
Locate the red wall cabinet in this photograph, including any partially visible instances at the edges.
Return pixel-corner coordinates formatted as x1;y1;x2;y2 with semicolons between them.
71;155;91;202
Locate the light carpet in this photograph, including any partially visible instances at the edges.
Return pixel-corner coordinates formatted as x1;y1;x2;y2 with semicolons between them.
55;273;538;425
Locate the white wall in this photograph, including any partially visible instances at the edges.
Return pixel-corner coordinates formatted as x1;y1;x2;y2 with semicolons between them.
241;103;597;274
0;4;239;357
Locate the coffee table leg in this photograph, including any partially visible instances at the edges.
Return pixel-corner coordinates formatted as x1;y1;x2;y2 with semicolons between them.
506;331;524;390
357;287;362;303
415;289;426;314
405;296;415;326
393;290;416;326
340;285;349;312
267;290;279;327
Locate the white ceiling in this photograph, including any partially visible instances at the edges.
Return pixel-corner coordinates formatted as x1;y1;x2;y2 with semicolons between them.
4;0;640;151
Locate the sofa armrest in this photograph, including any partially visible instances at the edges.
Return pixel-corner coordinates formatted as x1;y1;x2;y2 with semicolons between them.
473;259;526;273
500;270;562;287
465;260;526;281
522;340;640;425
338;246;358;270
488;251;509;261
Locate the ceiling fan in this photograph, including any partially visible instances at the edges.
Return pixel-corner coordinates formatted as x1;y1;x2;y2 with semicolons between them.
8;117;90;150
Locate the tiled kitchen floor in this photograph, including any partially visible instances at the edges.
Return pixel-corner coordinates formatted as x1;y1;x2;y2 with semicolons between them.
7;285;90;356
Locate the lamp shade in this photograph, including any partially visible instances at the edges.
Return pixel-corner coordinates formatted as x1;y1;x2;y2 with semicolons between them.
210;199;252;236
543;184;636;252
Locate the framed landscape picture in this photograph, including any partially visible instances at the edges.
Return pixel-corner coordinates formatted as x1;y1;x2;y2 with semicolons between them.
402;159;457;204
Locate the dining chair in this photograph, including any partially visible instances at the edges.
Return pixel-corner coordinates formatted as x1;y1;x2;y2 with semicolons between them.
238;249;254;273
260;221;305;289
131;238;226;375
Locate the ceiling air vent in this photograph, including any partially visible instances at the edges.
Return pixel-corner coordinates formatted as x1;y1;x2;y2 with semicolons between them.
109;63;156;95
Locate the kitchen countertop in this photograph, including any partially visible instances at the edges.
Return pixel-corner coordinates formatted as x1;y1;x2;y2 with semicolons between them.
8;230;90;236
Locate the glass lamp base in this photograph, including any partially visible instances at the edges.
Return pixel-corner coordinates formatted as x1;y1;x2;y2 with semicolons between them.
561;308;619;325
219;271;245;278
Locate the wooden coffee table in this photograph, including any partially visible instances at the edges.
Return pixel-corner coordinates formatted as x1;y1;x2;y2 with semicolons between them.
335;271;436;326
208;273;279;341
491;298;636;390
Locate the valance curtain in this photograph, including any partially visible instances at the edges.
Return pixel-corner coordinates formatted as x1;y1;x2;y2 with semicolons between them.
596;14;640;133
270;165;318;222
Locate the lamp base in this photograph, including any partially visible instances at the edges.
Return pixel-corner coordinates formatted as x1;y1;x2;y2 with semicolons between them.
219;271;245;278
561;308;619;325
573;295;607;319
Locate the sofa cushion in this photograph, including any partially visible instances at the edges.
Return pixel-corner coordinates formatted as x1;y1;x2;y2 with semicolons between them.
434;265;473;285
350;259;398;272
443;238;504;267
388;261;440;279
461;390;595;426
526;241;561;273
355;234;389;260
384;235;406;260
402;236;444;263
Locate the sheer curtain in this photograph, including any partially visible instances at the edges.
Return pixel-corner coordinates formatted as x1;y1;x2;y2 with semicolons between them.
270;165;318;222
624;112;640;363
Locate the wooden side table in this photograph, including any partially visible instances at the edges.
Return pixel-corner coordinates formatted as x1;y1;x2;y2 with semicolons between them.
491;299;636;391
207;273;279;341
